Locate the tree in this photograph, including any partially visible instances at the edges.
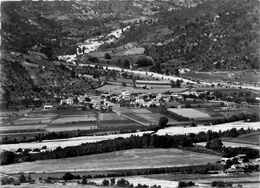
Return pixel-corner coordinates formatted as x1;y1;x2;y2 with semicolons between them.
110;178;116;186
122;82;127;87
104;53;112;59
158;116;168;128
206;138;223;151
102;179;109;186
19;174;26;183
136;58;153;67
123;59;130;68
63;172;75;181
175;68;180;76
81;176;88;184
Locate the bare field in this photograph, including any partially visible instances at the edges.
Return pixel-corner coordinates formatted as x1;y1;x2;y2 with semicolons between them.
0;148;220;174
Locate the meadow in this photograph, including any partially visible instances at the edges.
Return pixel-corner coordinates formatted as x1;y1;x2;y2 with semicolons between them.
0;148;220;174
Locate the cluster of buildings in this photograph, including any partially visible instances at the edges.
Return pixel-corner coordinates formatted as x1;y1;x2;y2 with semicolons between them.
221;154;259;174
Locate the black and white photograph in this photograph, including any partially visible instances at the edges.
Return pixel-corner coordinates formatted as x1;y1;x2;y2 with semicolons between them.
0;0;259;187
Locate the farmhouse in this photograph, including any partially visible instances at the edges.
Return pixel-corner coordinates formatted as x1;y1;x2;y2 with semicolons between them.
60;98;73;105
135;80;172;88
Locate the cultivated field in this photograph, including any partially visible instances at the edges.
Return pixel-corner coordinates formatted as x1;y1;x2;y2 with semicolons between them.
0;148;220;174
50;114;96;124
8;117;53;125
156;121;260;136
167;108;211;119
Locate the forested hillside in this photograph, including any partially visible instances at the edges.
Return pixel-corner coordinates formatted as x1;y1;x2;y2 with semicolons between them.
145;0;259;70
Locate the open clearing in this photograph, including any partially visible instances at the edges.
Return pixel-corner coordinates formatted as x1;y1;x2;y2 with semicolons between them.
0;148;220;174
167;108;211;119
156;121;260;136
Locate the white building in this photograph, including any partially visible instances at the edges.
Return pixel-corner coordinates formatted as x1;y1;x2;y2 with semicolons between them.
60;98;73;105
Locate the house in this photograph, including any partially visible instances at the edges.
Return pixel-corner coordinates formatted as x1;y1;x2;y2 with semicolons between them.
122;91;130;96
60;98;73;105
221;157;231;165
43;104;53;110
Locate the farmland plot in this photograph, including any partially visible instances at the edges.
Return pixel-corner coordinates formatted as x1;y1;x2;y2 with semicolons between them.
10;117;53;125
50;114;96;124
167;108;211;119
0;148;220;174
98;113;127;121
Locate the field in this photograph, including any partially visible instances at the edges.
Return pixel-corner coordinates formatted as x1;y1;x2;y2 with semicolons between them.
0;131;152;151
0;148;220;174
50;114;96;124
117;107;178;125
8;117;53;125
144;173;259;188
96;84;186;94
222;131;259;145
167;108;211;119
156;121;260;136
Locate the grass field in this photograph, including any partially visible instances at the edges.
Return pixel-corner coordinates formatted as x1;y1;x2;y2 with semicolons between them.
0;148;220;174
167;108;211;119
